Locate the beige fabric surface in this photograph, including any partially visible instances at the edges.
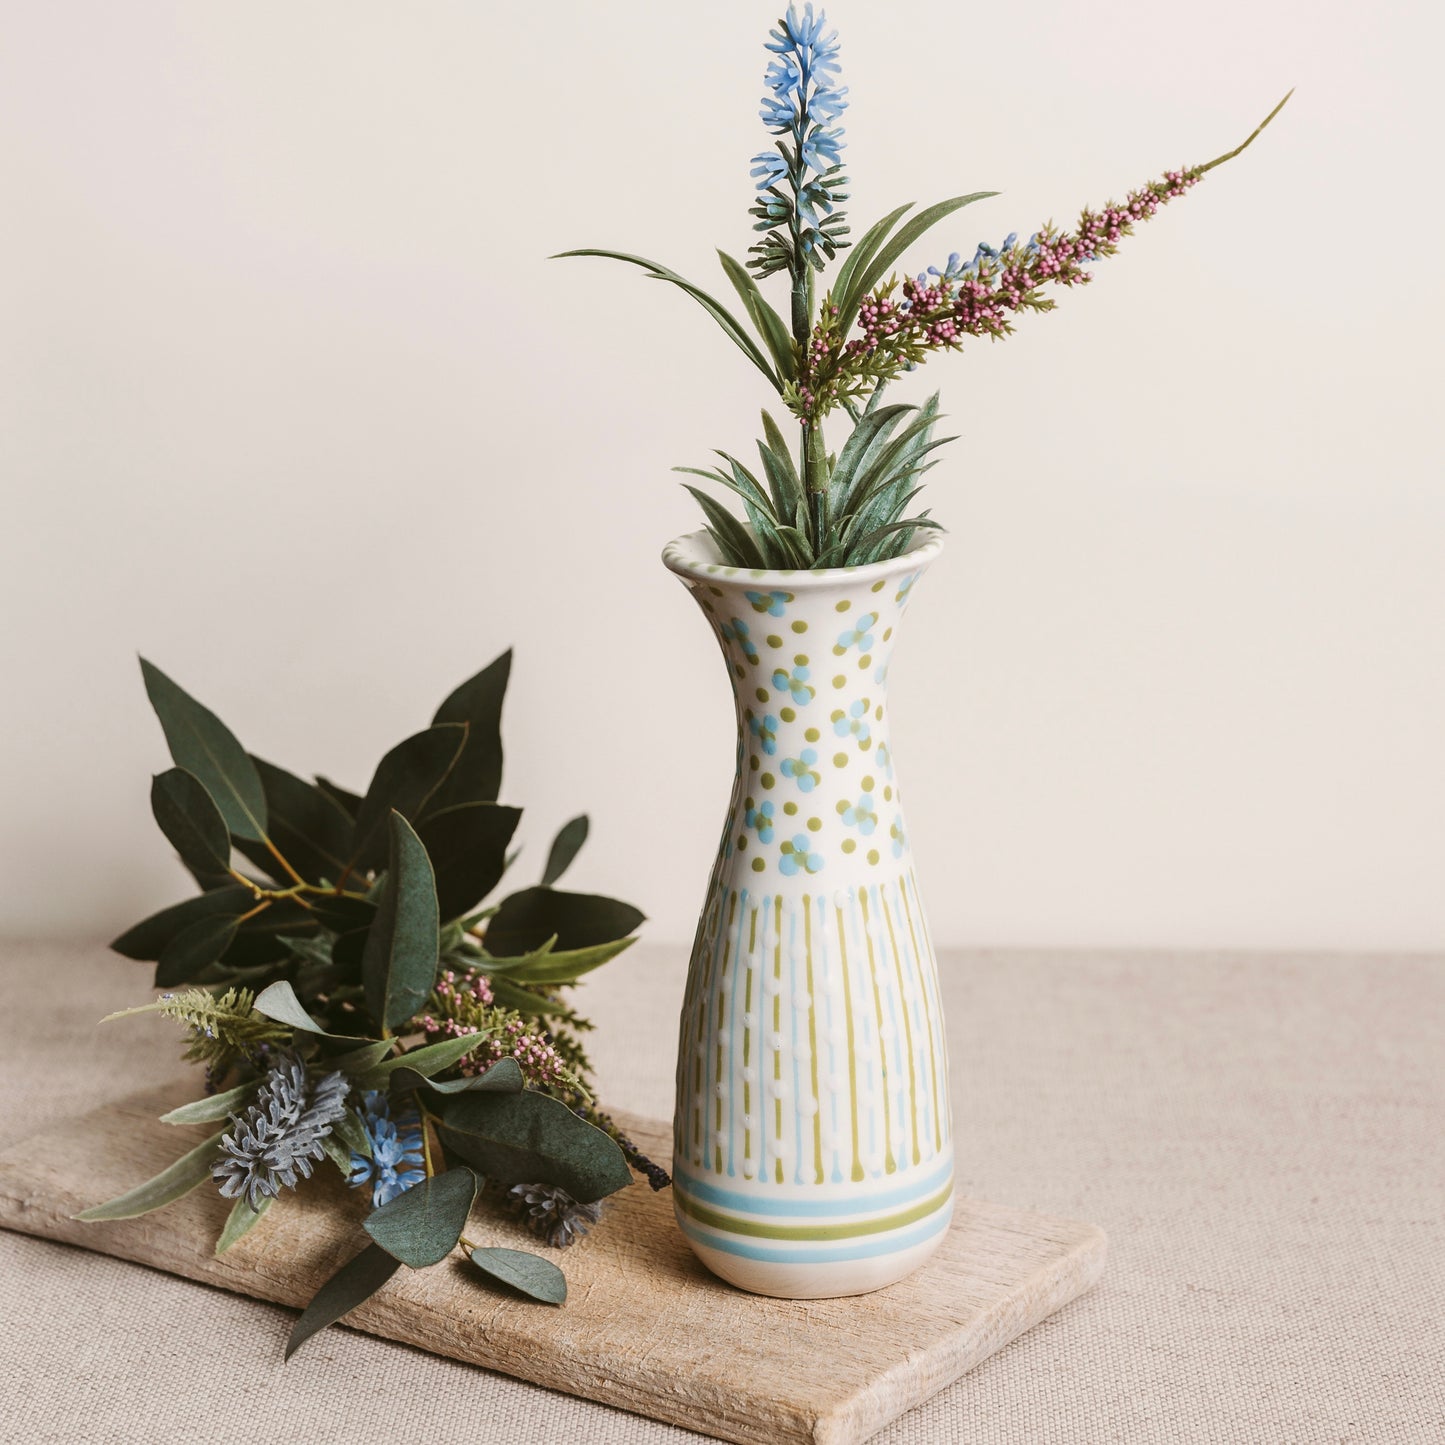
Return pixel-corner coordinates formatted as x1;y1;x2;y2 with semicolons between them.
0;939;1439;1444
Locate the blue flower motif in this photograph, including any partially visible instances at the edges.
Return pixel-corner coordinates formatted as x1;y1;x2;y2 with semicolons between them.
834;611;877;655
746;589;791;617
895;572;919;606
749;712;780;756
348;1090;426;1210
771;663;815;705
832;698;871;748
721;617;760;664
779;833;824;875
840;788;878;836
875;741;893;777
746;797;777;844
780;747;821;791
890;817;907;859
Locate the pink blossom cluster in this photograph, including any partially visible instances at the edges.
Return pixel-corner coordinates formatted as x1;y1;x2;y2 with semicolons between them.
420;968;571;1089
800;164;1202;418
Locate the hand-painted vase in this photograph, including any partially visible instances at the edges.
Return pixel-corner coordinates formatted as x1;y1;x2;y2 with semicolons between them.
663;528;952;1299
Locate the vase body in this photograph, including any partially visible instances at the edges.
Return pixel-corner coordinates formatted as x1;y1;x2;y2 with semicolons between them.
663;529;952;1299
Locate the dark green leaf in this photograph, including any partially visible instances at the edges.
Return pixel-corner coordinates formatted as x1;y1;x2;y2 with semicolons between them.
427;651;512;811
468;1247;566;1305
553;249;781;391
233;758;355;885
150;768;232;880
717;249;795;380
349;725;468;873
681;485;765;570
483;887;644;958
73;1132;225;1221
139;658;268;842
111;885;253;961
327;1039;396;1078
361;812;441;1032
438;1090;633;1203
416;801;522;922
155;913;244;988
159;1082;257;1125
540;816;588;888
215;1193;271;1254
829;202;913;324
286;1244;400;1361
308;895;377;933
329;1108;372;1159
314;777;362;817
321;1133;354;1177
391;1057;524;1098
363;1166;478;1268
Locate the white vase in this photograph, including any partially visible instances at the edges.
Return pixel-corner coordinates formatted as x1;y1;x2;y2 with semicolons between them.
663;528;952;1299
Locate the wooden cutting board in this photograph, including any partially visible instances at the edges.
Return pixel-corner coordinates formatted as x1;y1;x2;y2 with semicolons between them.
0;1084;1105;1445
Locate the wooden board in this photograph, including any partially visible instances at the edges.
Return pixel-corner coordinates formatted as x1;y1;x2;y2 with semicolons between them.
0;1084;1105;1445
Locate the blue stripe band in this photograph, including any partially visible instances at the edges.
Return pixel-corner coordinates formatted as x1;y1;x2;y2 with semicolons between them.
676;1202;952;1265
673;1150;953;1218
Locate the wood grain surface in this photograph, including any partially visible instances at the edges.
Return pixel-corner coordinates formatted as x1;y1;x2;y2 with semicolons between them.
0;1084;1105;1445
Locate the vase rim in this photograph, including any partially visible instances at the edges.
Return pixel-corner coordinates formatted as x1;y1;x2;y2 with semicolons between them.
661;527;944;589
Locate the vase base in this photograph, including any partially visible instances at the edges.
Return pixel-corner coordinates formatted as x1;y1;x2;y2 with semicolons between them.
675;1190;954;1299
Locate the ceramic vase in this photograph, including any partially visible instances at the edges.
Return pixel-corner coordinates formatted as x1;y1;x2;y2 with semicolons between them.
663;528;953;1299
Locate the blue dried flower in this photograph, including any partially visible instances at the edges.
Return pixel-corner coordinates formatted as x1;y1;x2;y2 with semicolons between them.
348;1090;426;1209
212;1053;349;1212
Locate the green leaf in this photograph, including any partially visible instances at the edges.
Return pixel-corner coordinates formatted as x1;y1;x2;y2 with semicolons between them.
438;1090;633;1203
73;1131;225;1221
330;1108;371;1160
252;980;378;1044
349;725;468;874
416;801;522;923
308;895;377;933
159;1082;258;1125
215;1193;272;1255
150;768;232;880
484;936;636;988
483;887;644;958
361;812;441;1033
428;650;512;811
468;1247;566;1305
680;484;766;570
286;1244;400;1361
111;885;254;961
314;776;362;817
829;202;914;324
327;1039;396;1078
321;1133;354;1177
553;250;781;391
363;1166;478;1268
717;249;795;380
139;659;268;843
234;758;355;885
391;1057;524;1098
835;191;999;333
540;816;588;888
357;1030;495;1086
487;975;578;1019
154;912;244;988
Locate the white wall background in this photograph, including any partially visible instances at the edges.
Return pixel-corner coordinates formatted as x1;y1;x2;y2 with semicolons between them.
2;0;1441;950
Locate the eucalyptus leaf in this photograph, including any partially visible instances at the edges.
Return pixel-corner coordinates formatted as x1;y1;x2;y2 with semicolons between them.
428;650;512;811
438;1089;632;1203
357;1030;495;1086
74;1131;225;1221
321;1133;355;1177
468;1247;566;1305
111;885;253;961
483;936;636;988
139;659;268;843
349;725;468;874
233;757;355;885
154;912;244;988
252;980;378;1044
314;776;363;817
327;1039;396;1078
150;768;232;879
159;1082;258;1126
286;1243;400;1361
361;812;440;1033
391;1057;524;1098
416;801;521;922
215;1193;272;1255
540;816;589;888
329;1107;372;1160
482;887;644;959
363;1166;478;1268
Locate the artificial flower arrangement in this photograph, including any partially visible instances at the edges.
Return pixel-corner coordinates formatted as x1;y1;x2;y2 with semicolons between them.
562;5;1290;571
78;654;662;1356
